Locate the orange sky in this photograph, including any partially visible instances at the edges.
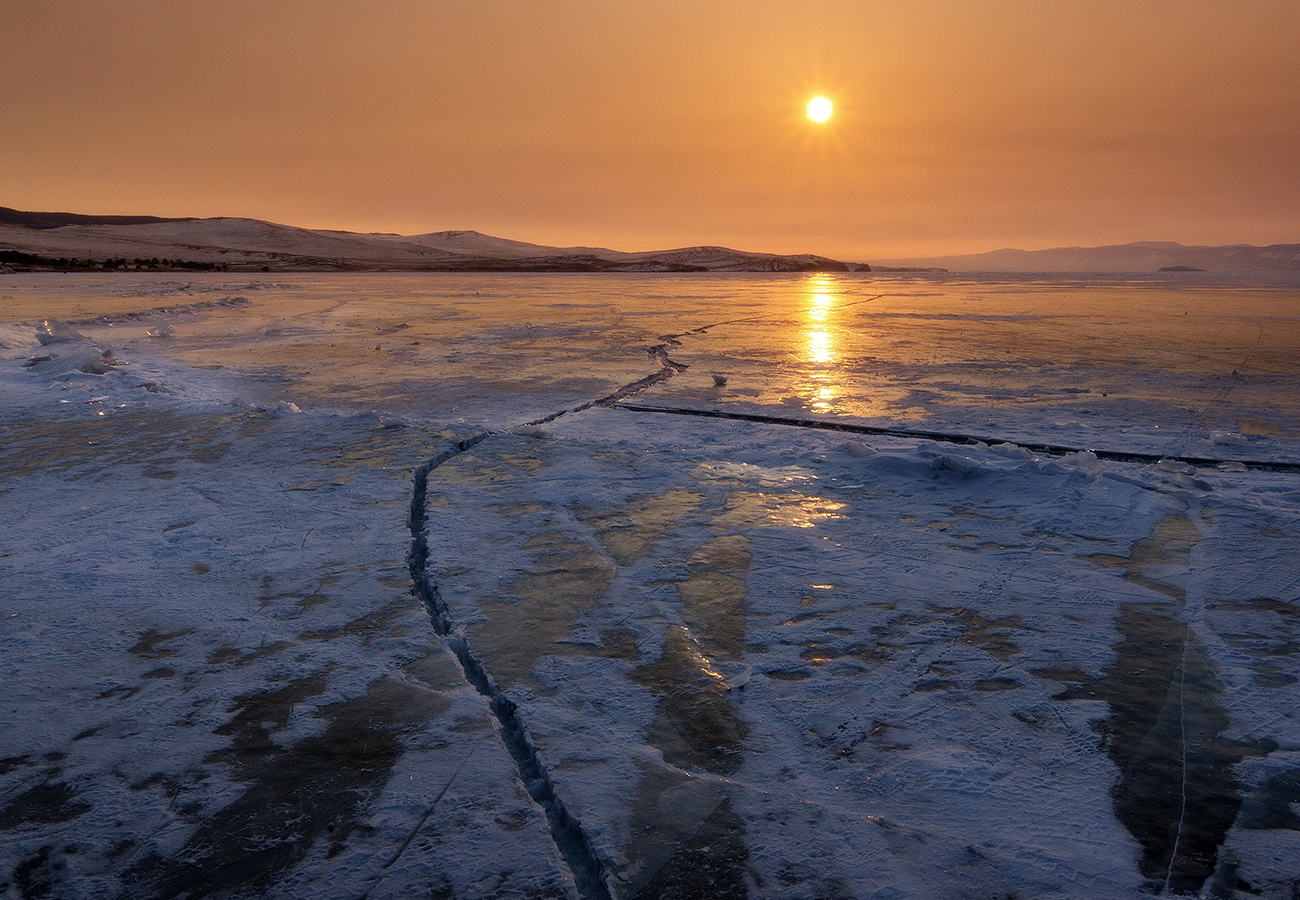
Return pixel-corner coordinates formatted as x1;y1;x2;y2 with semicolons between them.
4;0;1298;259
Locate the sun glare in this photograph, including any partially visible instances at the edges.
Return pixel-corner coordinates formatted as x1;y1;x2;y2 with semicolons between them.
806;96;833;123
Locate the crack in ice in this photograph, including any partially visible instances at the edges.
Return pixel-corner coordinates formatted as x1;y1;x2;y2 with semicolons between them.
614;403;1300;472
401;341;704;899
1162;623;1192;897
406;433;613;900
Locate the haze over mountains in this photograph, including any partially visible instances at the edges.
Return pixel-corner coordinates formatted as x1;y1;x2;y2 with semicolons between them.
876;241;1300;274
2;207;1297;274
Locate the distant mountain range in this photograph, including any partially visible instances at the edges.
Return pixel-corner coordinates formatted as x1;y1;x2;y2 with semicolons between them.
2;207;1296;274
876;241;1300;273
0;207;851;273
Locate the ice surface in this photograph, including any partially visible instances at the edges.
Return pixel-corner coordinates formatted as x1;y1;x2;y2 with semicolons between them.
1;271;1298;898
424;416;1300;898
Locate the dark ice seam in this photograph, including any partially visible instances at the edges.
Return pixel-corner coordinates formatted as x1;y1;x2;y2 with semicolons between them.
614;403;1300;472
522;341;688;427
407;433;613;900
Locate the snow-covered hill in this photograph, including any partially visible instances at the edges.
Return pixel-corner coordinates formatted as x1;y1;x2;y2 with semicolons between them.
0;208;851;272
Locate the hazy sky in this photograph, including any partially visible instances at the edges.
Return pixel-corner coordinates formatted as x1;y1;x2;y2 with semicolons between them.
4;0;1298;258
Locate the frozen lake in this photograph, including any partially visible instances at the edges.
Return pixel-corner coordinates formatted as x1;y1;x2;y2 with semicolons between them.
2;272;1299;898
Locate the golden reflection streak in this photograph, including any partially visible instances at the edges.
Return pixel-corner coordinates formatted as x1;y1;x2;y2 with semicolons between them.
807;330;832;365
803;275;840;410
808;276;835;323
681;630;729;687
713;491;846;529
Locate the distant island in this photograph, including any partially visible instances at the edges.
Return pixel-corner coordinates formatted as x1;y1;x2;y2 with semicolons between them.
2;206;1298;274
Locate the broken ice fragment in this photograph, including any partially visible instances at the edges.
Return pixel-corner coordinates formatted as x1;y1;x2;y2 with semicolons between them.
36;320;86;345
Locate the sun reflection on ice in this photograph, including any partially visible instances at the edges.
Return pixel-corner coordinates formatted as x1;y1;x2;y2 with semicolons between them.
807;330;833;365
713;491;846;529
803;276;841;411
808;279;834;323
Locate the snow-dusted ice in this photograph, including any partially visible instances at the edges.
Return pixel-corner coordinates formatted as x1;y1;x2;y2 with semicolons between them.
1;272;1298;898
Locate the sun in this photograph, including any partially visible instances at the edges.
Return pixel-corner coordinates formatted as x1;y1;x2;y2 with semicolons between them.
806;96;833;123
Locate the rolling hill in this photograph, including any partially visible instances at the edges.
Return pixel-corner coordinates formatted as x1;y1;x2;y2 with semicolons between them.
0;208;852;273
